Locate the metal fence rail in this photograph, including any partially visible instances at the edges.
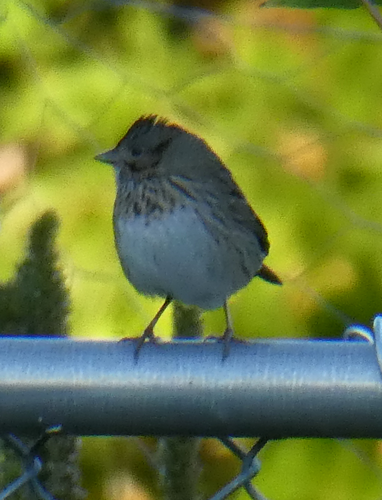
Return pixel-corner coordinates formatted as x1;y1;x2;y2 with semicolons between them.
1;317;382;439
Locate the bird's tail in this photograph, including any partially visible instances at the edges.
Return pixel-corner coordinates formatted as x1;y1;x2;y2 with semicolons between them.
258;264;282;285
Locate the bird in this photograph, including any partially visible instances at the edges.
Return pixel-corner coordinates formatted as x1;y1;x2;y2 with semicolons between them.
95;115;281;355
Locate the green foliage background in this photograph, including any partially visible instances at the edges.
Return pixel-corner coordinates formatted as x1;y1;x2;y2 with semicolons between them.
1;1;382;499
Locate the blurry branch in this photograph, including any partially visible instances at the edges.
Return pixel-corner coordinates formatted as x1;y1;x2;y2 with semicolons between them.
0;211;68;337
0;212;84;500
361;0;382;30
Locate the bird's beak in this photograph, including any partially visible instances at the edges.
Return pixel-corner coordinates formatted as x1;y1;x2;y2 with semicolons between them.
95;148;117;165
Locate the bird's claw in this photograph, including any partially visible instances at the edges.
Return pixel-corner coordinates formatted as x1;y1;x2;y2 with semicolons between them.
119;329;159;362
203;329;236;361
134;329;159;361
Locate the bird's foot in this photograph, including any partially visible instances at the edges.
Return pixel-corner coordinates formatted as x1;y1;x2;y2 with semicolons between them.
221;327;233;361
204;330;248;360
204;328;235;361
135;327;159;361
119;327;159;361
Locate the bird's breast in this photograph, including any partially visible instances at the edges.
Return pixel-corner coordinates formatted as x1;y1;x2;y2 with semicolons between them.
113;205;262;309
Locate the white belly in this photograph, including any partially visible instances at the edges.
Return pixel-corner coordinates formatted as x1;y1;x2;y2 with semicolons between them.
114;206;257;309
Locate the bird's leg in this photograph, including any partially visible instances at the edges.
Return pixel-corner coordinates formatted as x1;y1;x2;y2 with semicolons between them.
222;300;234;360
134;296;173;357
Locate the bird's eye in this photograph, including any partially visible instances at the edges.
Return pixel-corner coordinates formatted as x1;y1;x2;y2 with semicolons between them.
131;147;143;158
154;138;172;155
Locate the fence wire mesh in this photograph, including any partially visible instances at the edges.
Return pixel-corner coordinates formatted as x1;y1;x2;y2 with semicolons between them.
1;0;382;499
